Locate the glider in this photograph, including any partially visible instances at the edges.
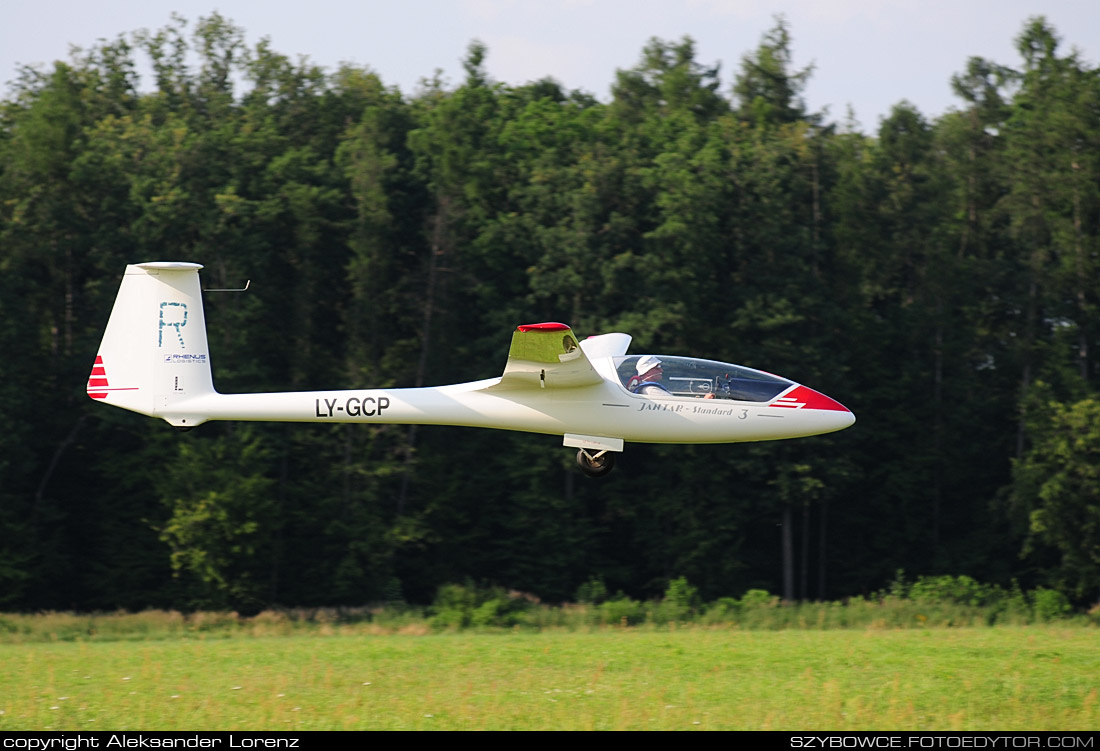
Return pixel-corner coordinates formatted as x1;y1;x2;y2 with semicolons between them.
88;262;854;476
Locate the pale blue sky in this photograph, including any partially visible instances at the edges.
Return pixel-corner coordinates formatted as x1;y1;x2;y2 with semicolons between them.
3;1;1096;131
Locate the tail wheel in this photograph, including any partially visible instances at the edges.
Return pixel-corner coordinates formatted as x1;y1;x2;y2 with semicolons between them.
577;448;615;478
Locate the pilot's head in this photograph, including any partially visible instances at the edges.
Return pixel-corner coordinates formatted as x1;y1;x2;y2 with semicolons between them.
635;355;663;381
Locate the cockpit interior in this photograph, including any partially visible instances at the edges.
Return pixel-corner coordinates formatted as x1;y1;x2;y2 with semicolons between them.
613;355;792;402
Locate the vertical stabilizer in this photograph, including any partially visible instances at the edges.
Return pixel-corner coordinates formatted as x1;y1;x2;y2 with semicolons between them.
88;262;214;422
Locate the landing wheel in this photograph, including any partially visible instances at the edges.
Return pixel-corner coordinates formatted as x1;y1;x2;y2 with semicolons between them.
576;448;616;478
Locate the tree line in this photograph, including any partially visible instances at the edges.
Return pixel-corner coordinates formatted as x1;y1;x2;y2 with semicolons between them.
1;14;1097;613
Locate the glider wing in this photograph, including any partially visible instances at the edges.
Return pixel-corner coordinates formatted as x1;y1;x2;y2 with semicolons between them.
487;322;605;391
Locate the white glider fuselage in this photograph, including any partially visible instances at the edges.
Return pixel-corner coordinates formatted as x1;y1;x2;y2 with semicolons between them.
169;374;853;445
88;263;854;457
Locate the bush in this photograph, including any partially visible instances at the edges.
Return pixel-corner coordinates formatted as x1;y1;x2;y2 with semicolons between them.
429;582;478;629
428;582;534;629
599;594;644;626
651;577;700;623
701;597;741;624
470;599;504;628
575;576;608;605
1031;587;1071;621
740;589;779;609
908;575;995;607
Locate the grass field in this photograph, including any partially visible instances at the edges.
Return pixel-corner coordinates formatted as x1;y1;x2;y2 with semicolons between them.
1;626;1097;730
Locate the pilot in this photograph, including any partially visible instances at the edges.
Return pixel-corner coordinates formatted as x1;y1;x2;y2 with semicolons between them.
629;355;671;395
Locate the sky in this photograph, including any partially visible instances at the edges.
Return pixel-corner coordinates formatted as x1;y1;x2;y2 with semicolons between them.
2;0;1097;131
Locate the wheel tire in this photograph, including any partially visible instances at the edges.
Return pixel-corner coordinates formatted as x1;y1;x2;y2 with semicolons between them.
577;449;615;478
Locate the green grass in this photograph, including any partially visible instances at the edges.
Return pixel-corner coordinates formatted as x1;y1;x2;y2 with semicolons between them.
2;627;1097;730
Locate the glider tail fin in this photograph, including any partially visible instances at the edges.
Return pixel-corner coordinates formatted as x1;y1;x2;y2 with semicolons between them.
88;262;215;427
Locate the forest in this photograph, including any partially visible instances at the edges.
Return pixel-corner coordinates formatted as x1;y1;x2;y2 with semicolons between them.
1;14;1097;614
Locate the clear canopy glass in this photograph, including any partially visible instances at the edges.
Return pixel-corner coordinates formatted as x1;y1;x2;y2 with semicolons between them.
613;355;792;402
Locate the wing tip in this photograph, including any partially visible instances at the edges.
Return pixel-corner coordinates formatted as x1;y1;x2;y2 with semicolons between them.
516;322;571;333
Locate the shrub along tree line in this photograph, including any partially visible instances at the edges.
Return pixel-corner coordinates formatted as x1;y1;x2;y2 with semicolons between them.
1;14;1098;613
0;574;1086;642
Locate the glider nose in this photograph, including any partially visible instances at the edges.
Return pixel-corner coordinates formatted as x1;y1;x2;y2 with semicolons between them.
802;387;855;432
834;403;856;431
771;385;855;434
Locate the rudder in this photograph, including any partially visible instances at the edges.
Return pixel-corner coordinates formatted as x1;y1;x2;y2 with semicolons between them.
88;262;215;422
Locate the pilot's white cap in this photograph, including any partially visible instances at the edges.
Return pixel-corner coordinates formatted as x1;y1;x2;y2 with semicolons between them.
636;355;662;375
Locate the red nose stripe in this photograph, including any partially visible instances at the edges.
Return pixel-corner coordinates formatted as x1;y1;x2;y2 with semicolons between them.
771;385;850;412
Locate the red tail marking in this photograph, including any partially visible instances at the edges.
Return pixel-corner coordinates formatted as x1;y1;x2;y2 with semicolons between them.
87;355;139;400
88;355;109;399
